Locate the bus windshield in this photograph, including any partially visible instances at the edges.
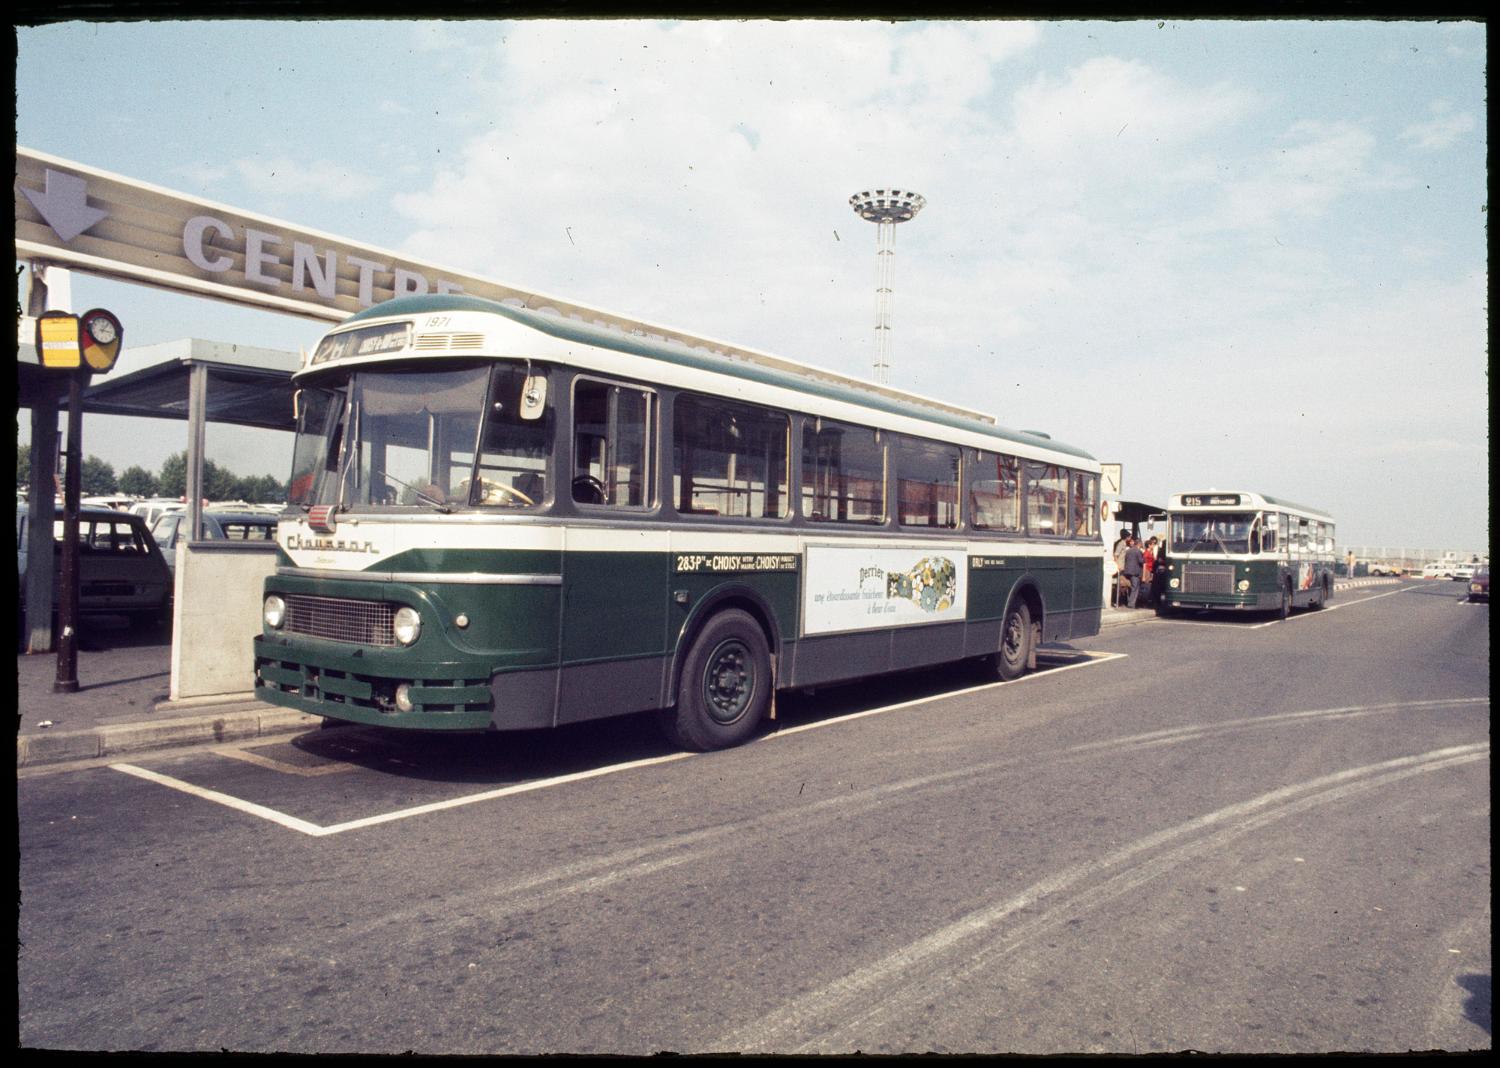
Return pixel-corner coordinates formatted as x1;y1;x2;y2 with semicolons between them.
287;361;551;511
1172;512;1256;554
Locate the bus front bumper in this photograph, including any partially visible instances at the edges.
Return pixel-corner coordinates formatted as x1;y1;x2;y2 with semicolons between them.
1163;592;1280;612
253;633;495;731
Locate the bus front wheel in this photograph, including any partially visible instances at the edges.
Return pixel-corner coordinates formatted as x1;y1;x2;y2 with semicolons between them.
995;600;1032;682
662;609;772;751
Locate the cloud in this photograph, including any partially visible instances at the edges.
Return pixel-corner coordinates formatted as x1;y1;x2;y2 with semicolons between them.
1400;102;1477;151
1199;120;1382;237
389;21;1049;345
1010;56;1253;163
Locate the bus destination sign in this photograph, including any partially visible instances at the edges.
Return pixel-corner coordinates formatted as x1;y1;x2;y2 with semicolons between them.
312;322;413;365
1182;493;1241;507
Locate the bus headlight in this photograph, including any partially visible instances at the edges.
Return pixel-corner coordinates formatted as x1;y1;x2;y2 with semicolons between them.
393;606;422;645
1168;577;1180;589
1238;579;1251;592
395;683;415;712
263;595;286;629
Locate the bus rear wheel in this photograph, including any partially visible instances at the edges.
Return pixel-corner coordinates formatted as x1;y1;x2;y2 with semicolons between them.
661;609;772;751
995;600;1032;681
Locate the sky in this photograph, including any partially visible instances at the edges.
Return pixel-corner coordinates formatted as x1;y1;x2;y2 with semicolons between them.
14;18;1489;553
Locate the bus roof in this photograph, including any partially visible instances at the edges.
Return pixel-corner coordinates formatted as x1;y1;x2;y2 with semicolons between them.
1169;491;1333;522
324;294;1097;462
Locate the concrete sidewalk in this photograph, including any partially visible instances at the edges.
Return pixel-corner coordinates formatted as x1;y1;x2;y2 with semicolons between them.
16;616;318;769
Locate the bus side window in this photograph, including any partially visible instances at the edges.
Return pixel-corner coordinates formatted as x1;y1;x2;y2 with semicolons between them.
473;365;550;508
802;418;885;524
674;394;789;519
1260;514;1277;553
970;451;1021;533
573;378;654;508
895;436;959;529
1024;462;1068;536
1071;470;1098;538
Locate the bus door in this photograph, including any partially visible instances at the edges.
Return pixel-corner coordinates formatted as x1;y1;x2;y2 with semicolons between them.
556;379;666;724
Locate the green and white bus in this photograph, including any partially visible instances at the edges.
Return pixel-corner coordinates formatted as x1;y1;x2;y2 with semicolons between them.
253;294;1104;750
1159;491;1336;618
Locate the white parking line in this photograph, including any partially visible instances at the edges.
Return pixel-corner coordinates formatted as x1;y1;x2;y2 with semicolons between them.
1249;582;1417;628
112;751;697;837
768;651;1126;741
1157;583;1417;629
109;652;1125;837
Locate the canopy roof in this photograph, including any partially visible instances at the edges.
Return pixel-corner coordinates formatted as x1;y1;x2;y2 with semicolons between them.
17;331;299;430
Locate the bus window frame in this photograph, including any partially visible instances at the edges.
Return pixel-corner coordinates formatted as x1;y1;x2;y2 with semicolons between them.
894;434;961;531
670;391;793;523
800;414;889;527
570;373;658;512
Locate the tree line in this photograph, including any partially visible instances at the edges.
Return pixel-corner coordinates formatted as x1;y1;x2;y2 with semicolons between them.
16;445;288;504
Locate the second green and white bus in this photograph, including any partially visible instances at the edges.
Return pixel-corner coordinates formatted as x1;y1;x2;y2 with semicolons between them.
253;294;1105;750
1159;491;1336;618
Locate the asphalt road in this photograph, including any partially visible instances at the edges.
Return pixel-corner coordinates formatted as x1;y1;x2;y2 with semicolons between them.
18;581;1490;1054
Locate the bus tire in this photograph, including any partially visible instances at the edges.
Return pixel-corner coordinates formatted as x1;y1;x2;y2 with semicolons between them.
995;599;1032;682
662;609;772;751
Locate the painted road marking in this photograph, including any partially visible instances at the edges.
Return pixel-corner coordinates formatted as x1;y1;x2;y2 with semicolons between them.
210;743;357;777
1156;583;1417;629
1250;582;1418;628
723;740;1491;1052
768;650;1126;742
109;651;1124;837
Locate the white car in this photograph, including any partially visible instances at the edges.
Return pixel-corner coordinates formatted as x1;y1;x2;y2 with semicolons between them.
1450;562;1477;581
1421;562;1456;579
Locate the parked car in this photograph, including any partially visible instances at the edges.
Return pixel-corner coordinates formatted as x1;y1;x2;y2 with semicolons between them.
1421;561;1456;579
17;503;171;630
1367;562;1404;576
1466;567;1489;603
151;509;280;581
129;498;187;529
1450;562;1478;581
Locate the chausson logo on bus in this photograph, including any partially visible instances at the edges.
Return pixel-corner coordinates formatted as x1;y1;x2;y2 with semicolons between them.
1183;494;1241;506
286;533;381;555
312;322;413;365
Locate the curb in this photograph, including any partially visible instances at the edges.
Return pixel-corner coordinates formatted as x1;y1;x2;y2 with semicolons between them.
17;706;324;768
1100;610;1157;628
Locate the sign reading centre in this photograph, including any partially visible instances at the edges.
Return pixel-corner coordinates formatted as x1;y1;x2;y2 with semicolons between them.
16;147;1003;421
16;147;475;324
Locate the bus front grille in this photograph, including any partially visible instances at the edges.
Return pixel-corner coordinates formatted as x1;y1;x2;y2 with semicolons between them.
1181;564;1235;595
283;594;396;646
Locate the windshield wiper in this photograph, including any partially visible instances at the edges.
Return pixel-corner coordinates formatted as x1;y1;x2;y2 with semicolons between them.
380;471;452;513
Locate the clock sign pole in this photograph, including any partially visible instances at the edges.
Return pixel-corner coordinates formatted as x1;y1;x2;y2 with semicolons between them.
34;309;123;693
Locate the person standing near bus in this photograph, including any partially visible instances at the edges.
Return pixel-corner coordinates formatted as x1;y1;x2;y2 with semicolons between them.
1142;536;1158;605
1111;530;1129;606
1123;536;1145;608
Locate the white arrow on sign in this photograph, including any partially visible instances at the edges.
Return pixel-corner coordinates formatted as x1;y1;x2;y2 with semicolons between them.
20;168;110;243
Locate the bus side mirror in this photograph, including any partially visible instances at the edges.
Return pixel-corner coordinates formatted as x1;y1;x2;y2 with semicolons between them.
519;376;547;421
292;388;302;421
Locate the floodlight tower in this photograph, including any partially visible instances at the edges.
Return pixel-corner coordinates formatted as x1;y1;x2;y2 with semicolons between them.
849;188;926;384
